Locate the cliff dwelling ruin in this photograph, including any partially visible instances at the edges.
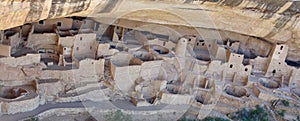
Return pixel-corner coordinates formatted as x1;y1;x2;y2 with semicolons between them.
0;0;299;121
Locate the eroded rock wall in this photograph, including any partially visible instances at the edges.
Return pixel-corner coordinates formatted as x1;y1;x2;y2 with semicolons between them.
0;0;105;30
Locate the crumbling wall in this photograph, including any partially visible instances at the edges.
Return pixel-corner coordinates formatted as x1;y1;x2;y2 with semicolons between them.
34;18;73;32
38;80;63;102
27;33;58;49
0;54;40;67
160;93;193;105
0;44;11;57
4;33;22;54
140;60;163;81
250;56;269;73
289;68;300;87
224;85;247;97
206;60;224;76
77;59;105;78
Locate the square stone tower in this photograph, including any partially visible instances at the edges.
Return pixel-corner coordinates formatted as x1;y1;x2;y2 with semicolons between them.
265;44;288;77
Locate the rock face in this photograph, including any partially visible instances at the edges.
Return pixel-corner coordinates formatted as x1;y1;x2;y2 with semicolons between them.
0;0;105;30
0;0;300;61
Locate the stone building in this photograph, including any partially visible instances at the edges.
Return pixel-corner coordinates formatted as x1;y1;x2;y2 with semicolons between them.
72;33;98;61
265;44;291;78
224;53;252;84
110;53;143;93
175;37;189;57
34;18;73;33
27;25;59;65
1;28;22;54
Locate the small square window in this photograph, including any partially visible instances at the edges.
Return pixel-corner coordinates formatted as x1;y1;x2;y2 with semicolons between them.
57;22;62;26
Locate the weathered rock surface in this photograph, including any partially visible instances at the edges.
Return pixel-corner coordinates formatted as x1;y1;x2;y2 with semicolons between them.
0;0;105;30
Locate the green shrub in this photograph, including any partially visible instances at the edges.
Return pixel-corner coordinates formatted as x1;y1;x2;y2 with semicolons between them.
276;110;286;117
23;117;38;121
202;117;229;121
178;117;229;121
281;100;290;107
178;117;196;121
230;105;269;121
105;110;132;121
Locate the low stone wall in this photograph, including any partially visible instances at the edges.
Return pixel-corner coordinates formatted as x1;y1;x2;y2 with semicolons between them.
56;89;109;103
36;105;188;121
1;95;40;114
160;93;193;105
0;54;40;67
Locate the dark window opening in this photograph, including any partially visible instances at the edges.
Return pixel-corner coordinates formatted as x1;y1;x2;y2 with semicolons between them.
272;70;276;74
286;60;300;67
196;43;199;46
278;52;280;54
90;46;92;50
39;20;44;24
188;38;191;42
230;64;233;68
280;46;284;50
245;68;248;72
80;37;82;40
202;43;205;46
279;62;281;65
57;22;62;26
76;47;79;51
110;45;116;49
38;51;45;53
223;40;228;45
